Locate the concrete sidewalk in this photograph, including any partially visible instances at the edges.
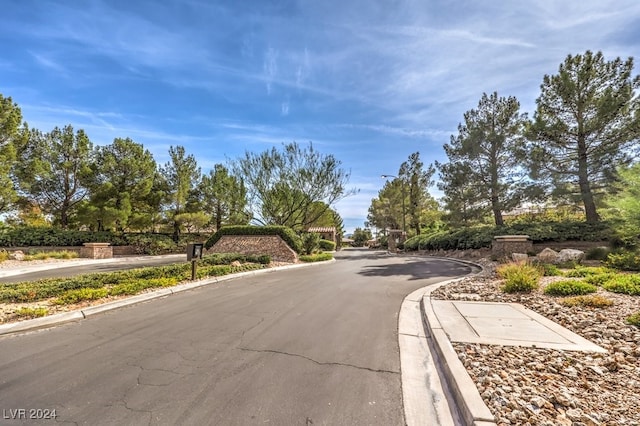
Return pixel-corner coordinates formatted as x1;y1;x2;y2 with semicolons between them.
416;277;606;426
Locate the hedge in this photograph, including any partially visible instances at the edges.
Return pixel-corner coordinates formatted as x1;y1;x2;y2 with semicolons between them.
204;225;303;254
0;227;196;248
404;220;612;252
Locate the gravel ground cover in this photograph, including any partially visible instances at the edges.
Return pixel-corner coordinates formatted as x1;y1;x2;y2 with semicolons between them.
432;262;640;426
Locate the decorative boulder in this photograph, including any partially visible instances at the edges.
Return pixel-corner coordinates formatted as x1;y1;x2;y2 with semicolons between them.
557;249;585;264
9;250;25;261
512;253;529;263
537;248;559;264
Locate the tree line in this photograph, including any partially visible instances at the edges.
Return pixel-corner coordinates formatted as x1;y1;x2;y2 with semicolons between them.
367;50;640;237
0;97;353;239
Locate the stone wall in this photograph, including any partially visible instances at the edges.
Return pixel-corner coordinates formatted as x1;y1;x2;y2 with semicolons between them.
207;235;298;263
79;243;113;259
492;235;533;259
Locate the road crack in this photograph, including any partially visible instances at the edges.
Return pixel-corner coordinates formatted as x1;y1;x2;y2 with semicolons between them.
239;347;398;375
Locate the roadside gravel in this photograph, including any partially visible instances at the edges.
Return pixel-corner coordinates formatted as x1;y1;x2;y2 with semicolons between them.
432;262;640;426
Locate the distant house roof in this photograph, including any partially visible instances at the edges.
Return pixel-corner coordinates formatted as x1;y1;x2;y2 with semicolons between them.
307;227;336;233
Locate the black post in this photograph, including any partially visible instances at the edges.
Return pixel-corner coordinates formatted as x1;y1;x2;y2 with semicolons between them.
191;260;197;280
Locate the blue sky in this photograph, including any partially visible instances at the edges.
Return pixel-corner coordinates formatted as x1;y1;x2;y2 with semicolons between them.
2;1;640;233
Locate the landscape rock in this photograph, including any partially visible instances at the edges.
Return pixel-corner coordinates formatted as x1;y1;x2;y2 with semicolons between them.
536;248;558;264
432;273;640;425
557;249;585;264
9;250;25;261
511;253;529;263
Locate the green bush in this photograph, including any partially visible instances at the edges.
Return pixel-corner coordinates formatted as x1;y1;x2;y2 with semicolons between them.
627;312;640;327
24;250;79;261
537;263;563;276
544;280;598;296
603;274;640;295
0;226;181;251
299;253;334;262
584;272;616;286
204;225;302;253
318;239;336;251
497;262;540;293
0;250;9;262
564;266;610;278
585;246;610;261
605;250;640;271
14;307;49;318
560;294;613;308
301;232;321;255
402;220;612;252
55;288;109;304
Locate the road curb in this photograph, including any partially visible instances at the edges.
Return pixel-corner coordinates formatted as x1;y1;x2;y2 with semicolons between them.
419;259;497;426
0;259;335;337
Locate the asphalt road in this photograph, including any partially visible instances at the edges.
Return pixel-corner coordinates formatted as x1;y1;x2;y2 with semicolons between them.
0;248;475;426
0;255;187;284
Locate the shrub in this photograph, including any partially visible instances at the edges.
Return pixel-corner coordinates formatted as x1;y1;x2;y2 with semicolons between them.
301;233;321;255
54;288;109;304
560;294;614;308
318;239;336;251
538;263;563;276
565;266;610;278
497;262;540;293
605;250;640;271
0;250;9;262
585;246;610;261
109;281;145;296
627;312;640;327
603;274;640;295
299;253;334;262
14;307;49;318
544;280;598;296
24;250;79;260
584;272;616;286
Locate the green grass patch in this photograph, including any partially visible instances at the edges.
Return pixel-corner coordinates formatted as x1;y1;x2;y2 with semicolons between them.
560;294;614;308
564;266;611;278
584;272;617;286
54;288;109;304
544;280;598;296
14;306;49;318
24;250;79;261
299;253;334;262
538;263;563;276
627;312;640;327
0;256;273;304
497;262;540;293
605;251;640;271
603;274;640;295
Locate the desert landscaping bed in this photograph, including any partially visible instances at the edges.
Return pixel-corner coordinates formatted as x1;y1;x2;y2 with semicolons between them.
432;271;640;425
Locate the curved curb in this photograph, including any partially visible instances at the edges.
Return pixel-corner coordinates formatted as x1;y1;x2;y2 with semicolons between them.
0;259;335;337
418;258;497;426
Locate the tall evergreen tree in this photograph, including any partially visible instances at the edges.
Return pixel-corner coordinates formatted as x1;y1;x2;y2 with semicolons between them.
83;137;157;231
19;125;93;228
0;94;24;213
528;51;640;223
161;145;201;240
437;92;528;226
199;164;250;230
398;152;435;235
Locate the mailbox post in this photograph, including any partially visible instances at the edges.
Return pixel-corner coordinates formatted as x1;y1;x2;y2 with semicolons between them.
187;243;204;280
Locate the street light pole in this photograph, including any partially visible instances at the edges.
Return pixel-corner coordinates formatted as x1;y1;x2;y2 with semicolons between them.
381;174;406;237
